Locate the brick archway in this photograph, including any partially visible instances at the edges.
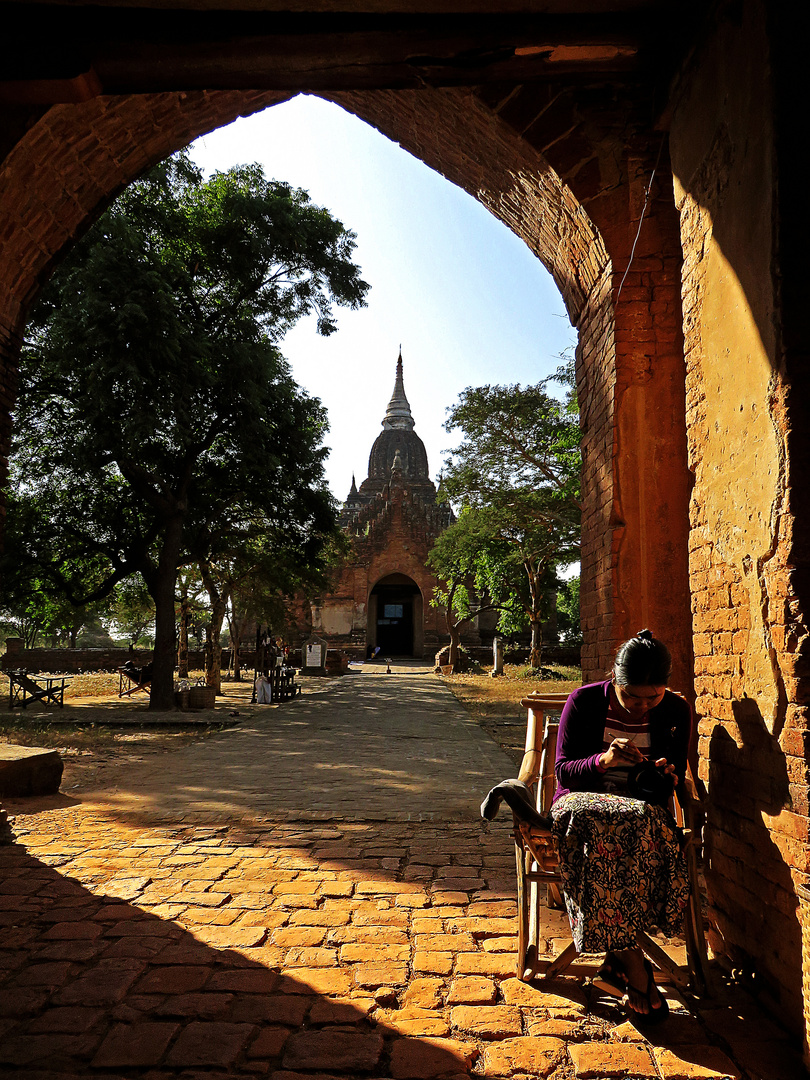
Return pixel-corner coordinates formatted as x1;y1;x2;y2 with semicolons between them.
0;84;692;693
2;0;809;1037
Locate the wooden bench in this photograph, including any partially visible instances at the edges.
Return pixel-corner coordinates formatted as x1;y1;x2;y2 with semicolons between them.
7;670;71;710
272;666;300;701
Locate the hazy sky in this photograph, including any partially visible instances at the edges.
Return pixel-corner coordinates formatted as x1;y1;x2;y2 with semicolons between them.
189;94;577;502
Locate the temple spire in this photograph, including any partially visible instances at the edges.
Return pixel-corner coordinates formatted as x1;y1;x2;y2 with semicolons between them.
382;348;415;431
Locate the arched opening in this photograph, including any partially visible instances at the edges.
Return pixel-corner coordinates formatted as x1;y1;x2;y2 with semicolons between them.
0;86;655;686
369;573;422;658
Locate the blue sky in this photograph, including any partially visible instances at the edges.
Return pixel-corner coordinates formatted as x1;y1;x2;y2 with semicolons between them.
190;94;577;502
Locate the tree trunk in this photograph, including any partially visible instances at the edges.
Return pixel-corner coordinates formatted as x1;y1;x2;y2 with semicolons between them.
204;600;227;692
199;561;229;694
148;516;184;710
178;594;190;678
448;622;462;673
229;609;250;682
526;559;544;670
529;618;543;670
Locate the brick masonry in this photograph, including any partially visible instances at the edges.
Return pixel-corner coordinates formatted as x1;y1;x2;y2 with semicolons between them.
0;0;805;1036
669;0;809;1033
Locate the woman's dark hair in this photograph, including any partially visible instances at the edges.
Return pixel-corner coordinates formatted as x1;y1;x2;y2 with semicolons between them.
612;629;671;687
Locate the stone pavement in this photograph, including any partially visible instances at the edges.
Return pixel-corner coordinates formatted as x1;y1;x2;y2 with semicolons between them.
0;664;806;1079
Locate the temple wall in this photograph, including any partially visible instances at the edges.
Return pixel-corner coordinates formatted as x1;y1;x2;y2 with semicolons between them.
670;0;806;1029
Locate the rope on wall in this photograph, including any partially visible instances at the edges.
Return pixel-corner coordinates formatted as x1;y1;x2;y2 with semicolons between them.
616;137;667;301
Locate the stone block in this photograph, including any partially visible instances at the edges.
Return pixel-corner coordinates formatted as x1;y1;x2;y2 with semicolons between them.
390;1036;478;1078
282;1029;383;1071
0;745;63;797
483;1036;564;1077
570;1041;657;1077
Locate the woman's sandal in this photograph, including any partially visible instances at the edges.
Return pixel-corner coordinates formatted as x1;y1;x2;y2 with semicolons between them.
624;958;669;1024
591;953;628;999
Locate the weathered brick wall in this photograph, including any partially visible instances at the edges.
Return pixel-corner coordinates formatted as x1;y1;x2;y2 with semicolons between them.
0;646;153;674
670;0;807;1031
0;646;225;674
607;158;693;692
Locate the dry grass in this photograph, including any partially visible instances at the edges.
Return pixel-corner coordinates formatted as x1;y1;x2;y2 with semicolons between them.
443;663;580;768
30;669;210;700
63;671;121;699
0;671;235;761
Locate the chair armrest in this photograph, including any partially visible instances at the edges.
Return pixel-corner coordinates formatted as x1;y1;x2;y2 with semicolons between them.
518;749;540;786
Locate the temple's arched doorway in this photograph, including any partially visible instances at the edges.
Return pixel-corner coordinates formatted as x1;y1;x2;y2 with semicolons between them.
369;574;422;658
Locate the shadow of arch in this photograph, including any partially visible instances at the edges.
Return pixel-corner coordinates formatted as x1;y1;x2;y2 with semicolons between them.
0;808;589;1078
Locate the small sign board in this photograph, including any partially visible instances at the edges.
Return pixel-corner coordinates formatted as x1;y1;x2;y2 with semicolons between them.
306;642;325;668
302;635;328;675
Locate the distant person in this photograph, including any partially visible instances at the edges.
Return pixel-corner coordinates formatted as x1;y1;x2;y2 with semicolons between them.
254;673;273;704
121;659;151;684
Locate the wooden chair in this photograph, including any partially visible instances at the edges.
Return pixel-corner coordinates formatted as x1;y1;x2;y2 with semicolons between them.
7;670;70;709
118;668;151;698
513;692;712;995
272;667;301;701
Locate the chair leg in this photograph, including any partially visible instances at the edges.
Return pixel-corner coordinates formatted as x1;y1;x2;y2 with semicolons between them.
683;872;713;995
545;940;579;978
515;841;532;981
638;932;690;989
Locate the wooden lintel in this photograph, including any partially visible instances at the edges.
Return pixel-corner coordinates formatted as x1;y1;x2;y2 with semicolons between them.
0;9;657;93
0;70;102;104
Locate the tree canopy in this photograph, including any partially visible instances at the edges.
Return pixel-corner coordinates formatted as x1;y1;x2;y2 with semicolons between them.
7;151;368;706
435;365;581;669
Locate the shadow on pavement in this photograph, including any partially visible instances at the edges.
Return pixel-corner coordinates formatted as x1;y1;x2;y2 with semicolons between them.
0;839;485;1076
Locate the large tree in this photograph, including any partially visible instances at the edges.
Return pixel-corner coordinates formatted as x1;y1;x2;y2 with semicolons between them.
8;152;368;707
426;506;514;672
437;367;581;668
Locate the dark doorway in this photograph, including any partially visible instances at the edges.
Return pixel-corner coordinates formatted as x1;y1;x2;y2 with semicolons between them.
370;575;420;657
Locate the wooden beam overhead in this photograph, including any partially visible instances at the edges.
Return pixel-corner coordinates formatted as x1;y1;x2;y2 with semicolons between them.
0;6;672;98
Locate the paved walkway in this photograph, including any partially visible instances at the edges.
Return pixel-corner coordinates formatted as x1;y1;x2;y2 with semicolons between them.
0;665;805;1078
69;662;519;827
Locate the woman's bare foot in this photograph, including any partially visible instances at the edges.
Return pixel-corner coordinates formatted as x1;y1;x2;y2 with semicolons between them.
612;947;666;1019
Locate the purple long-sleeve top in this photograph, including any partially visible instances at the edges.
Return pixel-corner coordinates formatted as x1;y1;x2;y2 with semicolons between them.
553;680;692;803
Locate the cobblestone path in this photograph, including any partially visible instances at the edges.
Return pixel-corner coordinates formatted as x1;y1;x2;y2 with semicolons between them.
0;667;803;1078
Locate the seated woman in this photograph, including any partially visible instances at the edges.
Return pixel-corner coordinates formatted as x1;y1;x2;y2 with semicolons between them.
551;629;691;1022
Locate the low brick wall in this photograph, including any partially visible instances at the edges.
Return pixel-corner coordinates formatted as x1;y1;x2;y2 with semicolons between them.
0;646;155;674
0;645;275;676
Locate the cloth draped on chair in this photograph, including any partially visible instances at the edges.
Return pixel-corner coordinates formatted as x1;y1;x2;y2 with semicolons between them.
550;790;689;953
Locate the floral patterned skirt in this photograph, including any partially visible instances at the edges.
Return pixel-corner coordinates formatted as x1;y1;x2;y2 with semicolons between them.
550;791;689;953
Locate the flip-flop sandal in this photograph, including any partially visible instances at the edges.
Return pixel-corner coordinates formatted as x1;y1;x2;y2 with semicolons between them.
591;953;628;999
625;959;670;1024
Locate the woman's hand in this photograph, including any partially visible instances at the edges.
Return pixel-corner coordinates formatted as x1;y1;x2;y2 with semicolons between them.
654;757;677;777
600;738;645;770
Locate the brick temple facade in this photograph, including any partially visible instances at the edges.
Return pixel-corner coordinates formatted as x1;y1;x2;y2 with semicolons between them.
299;353;488;660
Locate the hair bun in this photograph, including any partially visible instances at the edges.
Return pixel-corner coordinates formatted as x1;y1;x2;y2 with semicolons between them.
613;630;671;687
